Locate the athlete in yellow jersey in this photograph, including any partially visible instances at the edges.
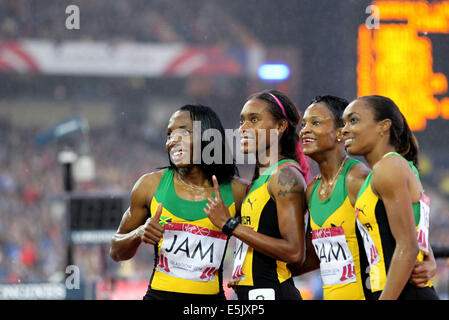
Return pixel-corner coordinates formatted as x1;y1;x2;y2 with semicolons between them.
205;90;308;300
110;105;247;300
295;95;371;300
293;95;436;300
342;95;439;300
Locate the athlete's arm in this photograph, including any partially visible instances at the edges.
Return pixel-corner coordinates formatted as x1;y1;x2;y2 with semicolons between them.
289;221;320;276
289;181;320;276
410;244;437;287
372;158;419;300
345;161;435;286
205;166;307;264
110;171;164;262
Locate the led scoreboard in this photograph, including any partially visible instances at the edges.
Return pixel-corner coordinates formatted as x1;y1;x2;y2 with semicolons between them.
358;0;449;130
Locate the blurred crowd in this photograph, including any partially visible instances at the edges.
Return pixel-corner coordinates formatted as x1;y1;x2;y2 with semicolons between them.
0;0;259;46
0;122;166;285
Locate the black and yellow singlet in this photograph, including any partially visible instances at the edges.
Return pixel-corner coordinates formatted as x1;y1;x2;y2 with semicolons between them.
355;152;439;300
145;168;235;298
309;158;369;300
234;159;302;300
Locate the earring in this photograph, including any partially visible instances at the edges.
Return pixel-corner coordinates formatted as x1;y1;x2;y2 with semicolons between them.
337;138;341;142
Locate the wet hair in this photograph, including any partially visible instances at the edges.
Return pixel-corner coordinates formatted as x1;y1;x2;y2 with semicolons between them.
166;104;238;183
357;95;419;168
310;95;349;128
247;89;310;183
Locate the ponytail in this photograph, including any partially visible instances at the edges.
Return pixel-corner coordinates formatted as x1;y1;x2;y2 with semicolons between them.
358;95;420;169
295;139;311;184
397;113;419;168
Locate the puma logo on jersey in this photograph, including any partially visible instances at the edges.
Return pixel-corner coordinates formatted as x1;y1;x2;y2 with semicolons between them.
331;221;344;228
355;205;367;217
247;198;256;210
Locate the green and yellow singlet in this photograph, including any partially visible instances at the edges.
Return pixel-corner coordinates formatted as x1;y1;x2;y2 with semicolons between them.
355;152;434;298
309;158;368;300
148;169;235;295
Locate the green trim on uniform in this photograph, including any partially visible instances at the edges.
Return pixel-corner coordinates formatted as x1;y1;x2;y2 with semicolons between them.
309;158;361;227
154;169;234;221
356;152;421;226
356;171;372;202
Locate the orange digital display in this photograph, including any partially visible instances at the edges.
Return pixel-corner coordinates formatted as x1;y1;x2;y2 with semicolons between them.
358;0;449;130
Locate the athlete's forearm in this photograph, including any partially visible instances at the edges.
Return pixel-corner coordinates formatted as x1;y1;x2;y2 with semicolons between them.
289;248;320;276
289;226;319;276
231;224;303;264
379;242;419;300
110;227;143;261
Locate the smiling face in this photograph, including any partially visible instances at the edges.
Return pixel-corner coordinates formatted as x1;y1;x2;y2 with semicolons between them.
165;110;194;167
299;102;342;157
342;99;380;156
238;98;284;155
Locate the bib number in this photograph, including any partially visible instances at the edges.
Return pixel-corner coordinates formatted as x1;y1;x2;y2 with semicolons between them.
231;238;249;281
312;226;357;286
157;223;227;282
356;218;380;267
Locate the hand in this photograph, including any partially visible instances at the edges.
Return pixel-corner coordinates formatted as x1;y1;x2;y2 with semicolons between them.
204;175;231;229
139;203;164;245
409;258;436;288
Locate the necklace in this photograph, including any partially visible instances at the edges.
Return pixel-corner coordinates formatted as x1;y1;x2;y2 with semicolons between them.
319;156;349;198
175;172;214;191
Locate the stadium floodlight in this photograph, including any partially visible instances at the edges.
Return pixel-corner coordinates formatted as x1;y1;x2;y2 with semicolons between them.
257;63;290;81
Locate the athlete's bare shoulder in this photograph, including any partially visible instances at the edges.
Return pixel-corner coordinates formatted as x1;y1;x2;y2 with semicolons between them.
372;155;409;182
347;161;371;181
118;169;165;235
371;154;412;195
133;169;164;189
268;161;307;199
346;161;371;206
131;169;165;206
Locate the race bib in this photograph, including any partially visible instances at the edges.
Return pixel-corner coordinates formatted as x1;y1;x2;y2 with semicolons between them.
355;218;380;267
157;223;227;282
312;226;357;286
417;193;430;254
231;238;249;281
